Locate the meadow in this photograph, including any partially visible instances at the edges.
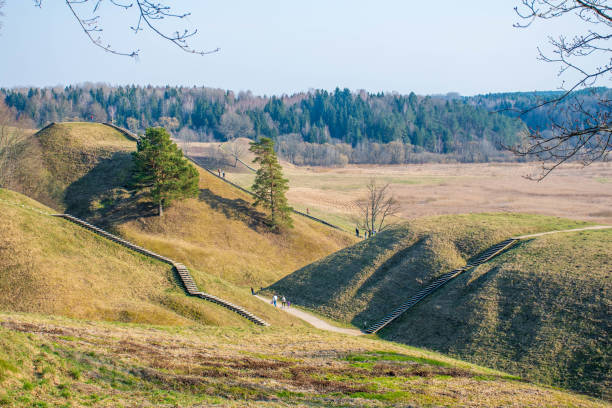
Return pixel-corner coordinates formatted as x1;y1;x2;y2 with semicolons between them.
182;140;612;232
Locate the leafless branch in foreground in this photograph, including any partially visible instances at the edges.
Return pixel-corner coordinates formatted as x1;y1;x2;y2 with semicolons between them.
510;0;611;180
34;0;219;57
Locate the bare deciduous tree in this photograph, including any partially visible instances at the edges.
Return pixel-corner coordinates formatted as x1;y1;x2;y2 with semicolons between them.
33;0;219;57
227;139;248;168
354;179;400;235
512;0;611;179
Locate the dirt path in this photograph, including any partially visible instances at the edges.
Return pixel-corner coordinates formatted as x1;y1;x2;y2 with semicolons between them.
515;225;612;239
255;295;363;336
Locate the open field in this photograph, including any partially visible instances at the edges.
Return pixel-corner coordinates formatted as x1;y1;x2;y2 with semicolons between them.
0;312;608;407
183;140;612;231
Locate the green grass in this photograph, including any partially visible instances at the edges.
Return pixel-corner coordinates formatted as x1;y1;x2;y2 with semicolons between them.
382;228;612;399
265;213;609;398
0;312;606;407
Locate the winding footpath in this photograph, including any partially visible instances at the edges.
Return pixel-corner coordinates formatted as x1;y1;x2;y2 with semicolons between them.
254;295;363;336
256;225;611;336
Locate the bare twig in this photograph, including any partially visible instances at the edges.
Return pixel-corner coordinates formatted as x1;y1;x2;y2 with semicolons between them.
510;1;611;179
34;0;219;57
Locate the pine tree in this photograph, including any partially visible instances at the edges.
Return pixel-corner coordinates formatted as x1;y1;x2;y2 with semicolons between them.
249;137;293;230
132;127;199;216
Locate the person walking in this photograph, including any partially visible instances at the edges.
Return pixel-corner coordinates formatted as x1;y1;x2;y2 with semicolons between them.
272;295;277;307
222;171;226;178
355;227;359;237
218;168;221;177
281;296;287;308
250;287;255;295
287;299;291;308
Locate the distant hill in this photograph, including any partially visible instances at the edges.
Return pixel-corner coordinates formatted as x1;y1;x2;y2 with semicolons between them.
466;87;611;133
6;122;356;290
266;213;610;397
2;85;527;164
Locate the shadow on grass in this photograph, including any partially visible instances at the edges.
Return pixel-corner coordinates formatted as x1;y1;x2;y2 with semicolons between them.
199;188;268;231
63;151;158;227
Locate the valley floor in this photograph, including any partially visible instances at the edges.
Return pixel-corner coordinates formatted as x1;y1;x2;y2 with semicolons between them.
202;156;612;231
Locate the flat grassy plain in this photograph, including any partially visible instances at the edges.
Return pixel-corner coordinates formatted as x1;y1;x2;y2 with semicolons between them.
0;312;607;407
184;141;612;231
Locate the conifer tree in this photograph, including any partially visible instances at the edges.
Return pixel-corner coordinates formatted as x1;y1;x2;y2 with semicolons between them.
249;137;293;229
132;127;199;216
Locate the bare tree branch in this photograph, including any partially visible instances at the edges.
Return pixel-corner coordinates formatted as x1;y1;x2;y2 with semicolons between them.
511;0;611;179
34;0;219;57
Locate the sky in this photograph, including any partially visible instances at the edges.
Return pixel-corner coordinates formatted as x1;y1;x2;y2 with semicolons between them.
0;1;594;96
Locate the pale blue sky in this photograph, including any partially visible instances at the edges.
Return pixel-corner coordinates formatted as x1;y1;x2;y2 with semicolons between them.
0;1;590;95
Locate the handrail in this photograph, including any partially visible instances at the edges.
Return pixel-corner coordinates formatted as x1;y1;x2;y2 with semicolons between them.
364;238;518;334
52;213;269;326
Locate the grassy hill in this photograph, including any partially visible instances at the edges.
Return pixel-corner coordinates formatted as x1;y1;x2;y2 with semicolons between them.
0;188;303;328
266;213;610;397
7;122;356;290
0;312;607;407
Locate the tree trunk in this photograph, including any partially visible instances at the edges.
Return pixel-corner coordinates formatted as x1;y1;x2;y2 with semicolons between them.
159;201;163;217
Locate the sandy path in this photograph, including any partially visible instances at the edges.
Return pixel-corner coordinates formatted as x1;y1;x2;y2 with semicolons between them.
515;225;612;239
255;295;363;336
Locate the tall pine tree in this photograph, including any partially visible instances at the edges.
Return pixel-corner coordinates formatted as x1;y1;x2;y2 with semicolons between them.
249;137;293;230
132;127;199;216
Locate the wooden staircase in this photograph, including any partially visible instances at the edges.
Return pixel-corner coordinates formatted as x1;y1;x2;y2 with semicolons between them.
53;214;269;326
364;238;517;334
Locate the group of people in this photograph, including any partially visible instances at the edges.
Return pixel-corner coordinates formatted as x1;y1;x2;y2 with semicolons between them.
250;288;291;309
217;168;226;178
272;294;290;308
355;227;377;239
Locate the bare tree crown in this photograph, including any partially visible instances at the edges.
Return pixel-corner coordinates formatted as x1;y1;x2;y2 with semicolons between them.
512;0;611;179
34;0;219;57
355;179;400;234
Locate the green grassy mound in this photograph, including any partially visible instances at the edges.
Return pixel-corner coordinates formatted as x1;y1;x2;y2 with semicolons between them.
0;312;606;407
383;228;611;399
266;214;609;398
0;189;301;328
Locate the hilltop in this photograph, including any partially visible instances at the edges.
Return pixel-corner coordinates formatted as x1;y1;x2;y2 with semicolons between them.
266;213;610;398
6;122;355;285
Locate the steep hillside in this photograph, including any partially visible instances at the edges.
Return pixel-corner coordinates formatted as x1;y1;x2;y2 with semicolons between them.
383;228;612;399
0;188;302;328
267;214;610;397
7;122;136;211
0;312;607;407
8;122;356;290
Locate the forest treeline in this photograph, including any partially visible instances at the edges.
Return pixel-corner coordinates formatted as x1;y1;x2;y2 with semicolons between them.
2;84;607;165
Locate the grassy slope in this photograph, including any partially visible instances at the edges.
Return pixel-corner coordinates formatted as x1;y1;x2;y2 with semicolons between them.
383;229;612;399
8;122;135;212
0;188;252;327
267;213;609;398
3;122;355;327
0;312;607;408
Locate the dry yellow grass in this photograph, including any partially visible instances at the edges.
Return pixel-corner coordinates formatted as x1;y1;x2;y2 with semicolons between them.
0;312;607;407
191;146;612;231
0;188;299;328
